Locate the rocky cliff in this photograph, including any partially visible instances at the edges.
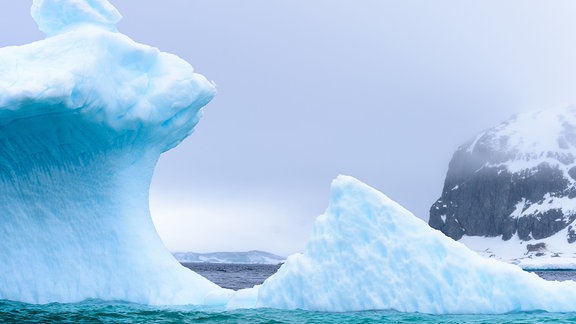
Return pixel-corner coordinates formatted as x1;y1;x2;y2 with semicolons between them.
429;105;576;244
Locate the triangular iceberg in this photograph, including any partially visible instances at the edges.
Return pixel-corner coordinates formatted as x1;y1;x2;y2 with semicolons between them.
256;176;576;314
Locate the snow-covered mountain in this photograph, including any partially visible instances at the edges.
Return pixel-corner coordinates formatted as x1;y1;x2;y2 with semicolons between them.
429;105;576;258
173;250;286;264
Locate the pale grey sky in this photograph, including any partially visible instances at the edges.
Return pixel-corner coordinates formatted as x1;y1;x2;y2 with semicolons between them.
3;1;576;256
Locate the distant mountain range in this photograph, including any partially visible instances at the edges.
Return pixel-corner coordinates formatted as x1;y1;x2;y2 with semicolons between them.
173;250;286;265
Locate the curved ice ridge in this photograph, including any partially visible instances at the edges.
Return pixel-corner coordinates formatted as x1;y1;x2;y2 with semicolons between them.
0;0;221;304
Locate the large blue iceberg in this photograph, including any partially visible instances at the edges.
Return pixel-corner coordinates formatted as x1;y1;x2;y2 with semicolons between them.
0;0;222;304
3;0;576;314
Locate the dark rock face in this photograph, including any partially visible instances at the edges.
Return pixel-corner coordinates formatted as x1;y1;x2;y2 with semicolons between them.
568;226;576;243
429;107;576;244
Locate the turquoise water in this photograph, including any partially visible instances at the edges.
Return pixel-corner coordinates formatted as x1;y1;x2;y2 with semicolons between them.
3;269;576;323
2;300;576;323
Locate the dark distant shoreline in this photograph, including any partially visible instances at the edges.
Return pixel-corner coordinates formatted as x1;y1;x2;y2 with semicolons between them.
173;250;286;265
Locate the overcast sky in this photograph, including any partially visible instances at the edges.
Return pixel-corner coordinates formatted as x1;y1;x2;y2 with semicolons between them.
3;1;576;256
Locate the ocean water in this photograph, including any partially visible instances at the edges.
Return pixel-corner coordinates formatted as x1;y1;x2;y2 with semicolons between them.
182;263;282;290
2;266;576;323
3;300;576;323
532;270;576;282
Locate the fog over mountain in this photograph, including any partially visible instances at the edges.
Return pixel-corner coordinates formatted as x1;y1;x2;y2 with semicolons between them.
431;105;576;242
